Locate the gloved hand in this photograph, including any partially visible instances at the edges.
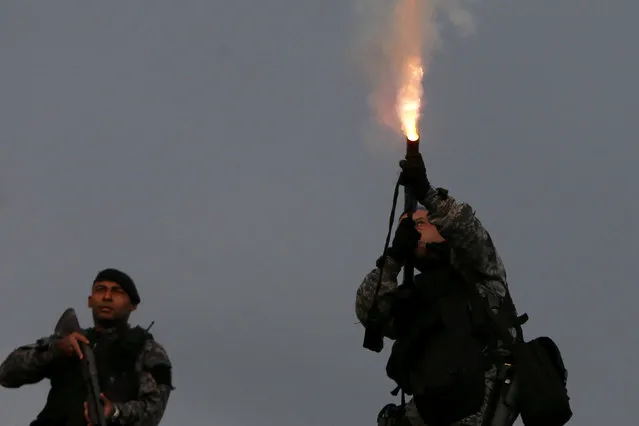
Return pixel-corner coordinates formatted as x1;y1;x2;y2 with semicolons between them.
399;152;431;200
377;403;407;426
387;215;421;264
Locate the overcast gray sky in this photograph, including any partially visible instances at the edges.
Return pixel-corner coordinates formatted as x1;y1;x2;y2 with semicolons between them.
1;1;637;425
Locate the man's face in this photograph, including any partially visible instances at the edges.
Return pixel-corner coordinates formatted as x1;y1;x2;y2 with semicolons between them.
88;280;136;322
400;209;445;258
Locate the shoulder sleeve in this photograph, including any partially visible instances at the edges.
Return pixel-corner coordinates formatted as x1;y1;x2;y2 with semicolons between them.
0;335;63;388
355;256;402;338
114;339;173;426
419;187;509;312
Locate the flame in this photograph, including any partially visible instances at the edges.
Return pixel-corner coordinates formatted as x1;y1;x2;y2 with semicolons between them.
397;57;424;141
393;0;425;142
351;0;475;151
350;0;435;148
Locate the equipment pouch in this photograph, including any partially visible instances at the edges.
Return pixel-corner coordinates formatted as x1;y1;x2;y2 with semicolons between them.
513;336;572;426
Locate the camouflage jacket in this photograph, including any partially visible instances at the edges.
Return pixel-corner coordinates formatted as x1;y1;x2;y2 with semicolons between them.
0;326;173;426
355;186;519;342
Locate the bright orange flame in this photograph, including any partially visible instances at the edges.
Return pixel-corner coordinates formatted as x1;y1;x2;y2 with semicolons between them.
353;0;429;146
397;57;424;141
393;0;425;142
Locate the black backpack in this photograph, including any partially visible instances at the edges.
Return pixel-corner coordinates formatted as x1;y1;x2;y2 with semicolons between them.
510;336;572;426
461;273;573;426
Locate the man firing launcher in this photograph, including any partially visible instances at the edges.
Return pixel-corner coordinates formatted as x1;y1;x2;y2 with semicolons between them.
0;268;173;426
355;153;524;426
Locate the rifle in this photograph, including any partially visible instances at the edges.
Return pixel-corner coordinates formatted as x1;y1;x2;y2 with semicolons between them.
362;136;421;353
401;136;420;285
54;308;107;426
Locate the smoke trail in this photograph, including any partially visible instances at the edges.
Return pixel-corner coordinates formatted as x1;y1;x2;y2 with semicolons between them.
349;0;476;153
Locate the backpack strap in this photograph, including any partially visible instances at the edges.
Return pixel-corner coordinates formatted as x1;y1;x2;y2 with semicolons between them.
459;268;528;352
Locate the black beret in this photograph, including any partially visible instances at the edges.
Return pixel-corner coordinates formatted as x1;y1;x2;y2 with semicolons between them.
93;268;141;305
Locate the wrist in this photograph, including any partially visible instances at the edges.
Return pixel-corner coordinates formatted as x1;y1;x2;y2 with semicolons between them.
34;335;64;362
48;336;65;357
109;403;122;424
386;247;406;265
414;179;431;200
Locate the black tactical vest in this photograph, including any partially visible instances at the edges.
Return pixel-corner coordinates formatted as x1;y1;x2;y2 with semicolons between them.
385;260;516;425
30;325;152;426
388;261;483;337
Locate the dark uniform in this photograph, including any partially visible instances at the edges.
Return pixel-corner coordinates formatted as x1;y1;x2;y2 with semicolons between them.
355;186;521;426
0;268;172;426
0;325;172;426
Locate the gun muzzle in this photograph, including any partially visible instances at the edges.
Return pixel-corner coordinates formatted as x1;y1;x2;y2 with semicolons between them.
406;136;420;157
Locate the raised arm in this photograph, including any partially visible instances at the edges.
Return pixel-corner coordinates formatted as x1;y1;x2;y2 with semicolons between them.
398;152;510;314
0;335;62;388
418;186;508;312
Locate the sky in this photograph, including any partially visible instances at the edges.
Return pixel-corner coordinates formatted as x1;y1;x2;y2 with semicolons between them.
0;1;637;425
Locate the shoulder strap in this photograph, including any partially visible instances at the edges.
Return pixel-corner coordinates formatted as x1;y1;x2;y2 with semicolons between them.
458;268;528;349
117;326;153;354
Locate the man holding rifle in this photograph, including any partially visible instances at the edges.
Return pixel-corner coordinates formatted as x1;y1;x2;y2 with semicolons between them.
0;268;173;426
355;152;525;426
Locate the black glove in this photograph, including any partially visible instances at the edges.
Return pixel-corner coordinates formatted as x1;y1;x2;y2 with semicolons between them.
387;215;421;264
399;152;431;200
377;403;407;426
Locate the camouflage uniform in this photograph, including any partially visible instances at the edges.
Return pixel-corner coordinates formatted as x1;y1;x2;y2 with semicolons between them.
356;187;519;426
0;326;173;426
